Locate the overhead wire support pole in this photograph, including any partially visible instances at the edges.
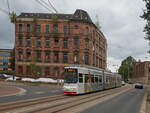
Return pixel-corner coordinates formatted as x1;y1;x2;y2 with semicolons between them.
7;0;10;15
48;0;58;13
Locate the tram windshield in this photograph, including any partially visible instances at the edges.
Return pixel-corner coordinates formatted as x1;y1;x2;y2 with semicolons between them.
64;69;78;83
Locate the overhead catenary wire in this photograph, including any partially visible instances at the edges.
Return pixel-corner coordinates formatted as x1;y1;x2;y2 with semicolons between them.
39;0;55;13
0;7;9;16
36;0;54;13
47;0;58;13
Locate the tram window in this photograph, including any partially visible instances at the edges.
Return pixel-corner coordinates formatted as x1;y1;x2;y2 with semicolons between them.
99;76;102;83
106;77;109;83
79;73;83;83
91;75;94;83
95;76;98;83
85;74;88;83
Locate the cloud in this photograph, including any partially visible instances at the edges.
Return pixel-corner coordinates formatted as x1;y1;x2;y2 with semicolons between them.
0;0;148;72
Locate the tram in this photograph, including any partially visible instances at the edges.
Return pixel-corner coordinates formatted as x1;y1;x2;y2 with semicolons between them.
63;65;122;95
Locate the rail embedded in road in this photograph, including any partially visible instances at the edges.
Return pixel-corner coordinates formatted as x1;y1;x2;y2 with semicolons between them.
0;84;132;113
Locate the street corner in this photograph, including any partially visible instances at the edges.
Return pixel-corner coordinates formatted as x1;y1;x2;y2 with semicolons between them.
0;85;26;98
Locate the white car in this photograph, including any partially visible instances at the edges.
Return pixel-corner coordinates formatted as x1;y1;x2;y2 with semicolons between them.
121;81;125;86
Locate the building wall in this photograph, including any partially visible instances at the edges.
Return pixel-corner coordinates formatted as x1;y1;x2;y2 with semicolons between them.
15;11;107;79
132;61;150;83
0;49;13;74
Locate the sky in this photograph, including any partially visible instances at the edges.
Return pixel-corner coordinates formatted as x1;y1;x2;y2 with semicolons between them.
0;0;149;72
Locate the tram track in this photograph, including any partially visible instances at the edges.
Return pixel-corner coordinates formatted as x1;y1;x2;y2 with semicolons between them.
31;85;131;113
0;85;132;113
0;94;68;112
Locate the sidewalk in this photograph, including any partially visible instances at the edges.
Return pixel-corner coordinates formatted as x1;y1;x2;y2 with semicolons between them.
146;85;150;113
0;85;24;97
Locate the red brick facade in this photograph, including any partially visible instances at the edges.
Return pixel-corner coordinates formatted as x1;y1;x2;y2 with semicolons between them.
15;10;107;79
132;61;150;83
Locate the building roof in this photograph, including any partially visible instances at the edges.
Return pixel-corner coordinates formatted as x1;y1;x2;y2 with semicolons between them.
17;9;106;38
17;9;93;24
17;13;73;20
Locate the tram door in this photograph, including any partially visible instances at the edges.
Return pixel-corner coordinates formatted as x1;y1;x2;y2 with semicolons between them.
78;73;85;94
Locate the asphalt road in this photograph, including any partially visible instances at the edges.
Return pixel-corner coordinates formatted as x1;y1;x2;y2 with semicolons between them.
81;87;146;113
0;82;63;104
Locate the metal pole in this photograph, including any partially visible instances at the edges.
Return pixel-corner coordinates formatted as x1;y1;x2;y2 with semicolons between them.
128;66;129;81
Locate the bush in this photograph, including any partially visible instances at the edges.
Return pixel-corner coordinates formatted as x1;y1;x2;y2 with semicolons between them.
147;90;150;102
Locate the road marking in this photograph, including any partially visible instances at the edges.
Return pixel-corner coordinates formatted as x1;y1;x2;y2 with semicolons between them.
51;90;60;93
18;92;26;96
35;91;45;94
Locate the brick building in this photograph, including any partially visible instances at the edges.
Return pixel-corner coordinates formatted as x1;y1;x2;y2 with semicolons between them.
15;9;107;79
132;61;150;83
0;49;13;74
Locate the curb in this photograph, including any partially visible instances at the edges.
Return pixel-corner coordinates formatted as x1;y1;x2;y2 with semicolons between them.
139;92;147;113
0;86;26;98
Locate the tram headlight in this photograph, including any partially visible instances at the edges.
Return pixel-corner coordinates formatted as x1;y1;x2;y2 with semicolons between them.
63;86;76;91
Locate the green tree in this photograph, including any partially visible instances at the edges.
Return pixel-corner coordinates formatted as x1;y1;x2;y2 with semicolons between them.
141;0;150;45
52;14;58;22
33;16;38;33
95;15;101;30
30;60;42;79
118;56;136;81
10;11;17;24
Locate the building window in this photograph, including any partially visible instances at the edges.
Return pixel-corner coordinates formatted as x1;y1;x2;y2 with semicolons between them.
18;37;23;46
54;37;59;43
54;67;59;78
19;24;23;32
74;37;79;48
26;37;31;47
45;38;50;47
26;66;31;75
18;49;23;61
74;51;79;64
18;65;23;74
85;27;89;35
36;25;41;33
36;51;41;62
63;38;68;48
85;38;89;49
96;57;98;67
74;25;79;29
63;52;68;63
54;51;59;63
63;26;68;34
93;53;95;66
45;51;50;62
26;49;31;60
45;24;50;33
26;24;30;32
84;52;89;65
53;24;58;33
36;38;41;47
45;67;50;76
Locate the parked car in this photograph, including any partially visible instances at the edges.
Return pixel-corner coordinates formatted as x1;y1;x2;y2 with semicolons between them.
0;74;4;78
121;81;125;86
128;80;134;84
135;82;143;89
